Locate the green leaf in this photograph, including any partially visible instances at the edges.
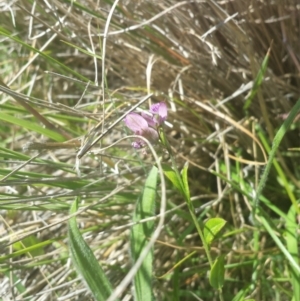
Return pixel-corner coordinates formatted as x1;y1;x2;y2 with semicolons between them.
231;286;255;301
259;212;300;274
0;112;65;142
3;271;26;294
253;98;300;215
209;255;225;289
181;162;190;201
130;166;158;301
203;218;227;245
161;163;185;197
231;288;247;301
13;235;44;257
68;198;116;301
285;205;300;301
243;48;270;111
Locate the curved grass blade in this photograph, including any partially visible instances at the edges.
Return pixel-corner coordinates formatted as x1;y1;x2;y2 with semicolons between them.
130;166;158;301
259;212;300;275
68;198;116;301
253;98;300;216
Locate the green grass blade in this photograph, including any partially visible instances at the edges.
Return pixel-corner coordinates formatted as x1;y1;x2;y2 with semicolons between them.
285;205;300;301
0;112;65;142
253;98;300;215
243;48;270;111
61;40;102;60
68;198;116;301
130;166;158;301
3;271;26;294
259;212;300;275
231;287;250;301
0;27;90;82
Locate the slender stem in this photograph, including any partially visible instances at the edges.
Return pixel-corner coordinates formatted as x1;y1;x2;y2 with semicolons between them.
187;202;213;268
159;127;213;268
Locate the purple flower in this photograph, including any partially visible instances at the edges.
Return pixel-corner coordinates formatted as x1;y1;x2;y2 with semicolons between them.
124;102;168;148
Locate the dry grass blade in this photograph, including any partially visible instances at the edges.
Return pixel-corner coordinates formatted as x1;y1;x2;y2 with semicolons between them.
1;1;299;300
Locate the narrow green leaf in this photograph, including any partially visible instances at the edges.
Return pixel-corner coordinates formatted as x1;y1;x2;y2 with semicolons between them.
230;285;254;301
285;205;300;301
259;212;300;274
243;48;270;111
172;256;180;300
131;166;158;301
253;98;300;215
0;146;30;160
1;239;59;261
209;255;225;289
232;288;248;301
68;198;116;301
13;235;44;257
0;112;65;142
61;40;102;60
203;218;227;245
181;162;190;201
3;271;26;294
0;28;89;82
161;163;185;196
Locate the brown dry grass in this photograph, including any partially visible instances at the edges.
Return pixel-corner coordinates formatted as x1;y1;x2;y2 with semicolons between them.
0;1;299;300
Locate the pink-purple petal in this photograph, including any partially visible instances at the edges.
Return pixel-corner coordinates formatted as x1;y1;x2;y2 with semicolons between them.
124;102;168;149
150;102;168;123
150;103;160;114
141;112;157;127
143;127;159;142
124;112;149;133
132;140;145;149
157;102;168;121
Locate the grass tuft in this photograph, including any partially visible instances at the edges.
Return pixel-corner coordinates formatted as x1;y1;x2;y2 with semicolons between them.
0;1;299;300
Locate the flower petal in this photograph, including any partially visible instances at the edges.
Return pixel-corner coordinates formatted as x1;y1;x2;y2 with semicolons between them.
132;140;145;149
141;112;157;127
149;103;160;114
150;102;168;123
157;102;168;121
124;113;149;134
141;127;159;142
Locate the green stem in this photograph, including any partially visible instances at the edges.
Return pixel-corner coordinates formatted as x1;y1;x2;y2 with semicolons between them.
159;127;213;268
186;202;213;268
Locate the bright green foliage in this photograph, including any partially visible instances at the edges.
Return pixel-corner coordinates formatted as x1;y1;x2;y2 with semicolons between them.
1;1;300;301
13;235;45;257
161;163;186;197
285;205;300;301
209;255;225;289
68;198;116;301
130;166;158;301
243;49;270;112
203;218;227;246
0;112;65;142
